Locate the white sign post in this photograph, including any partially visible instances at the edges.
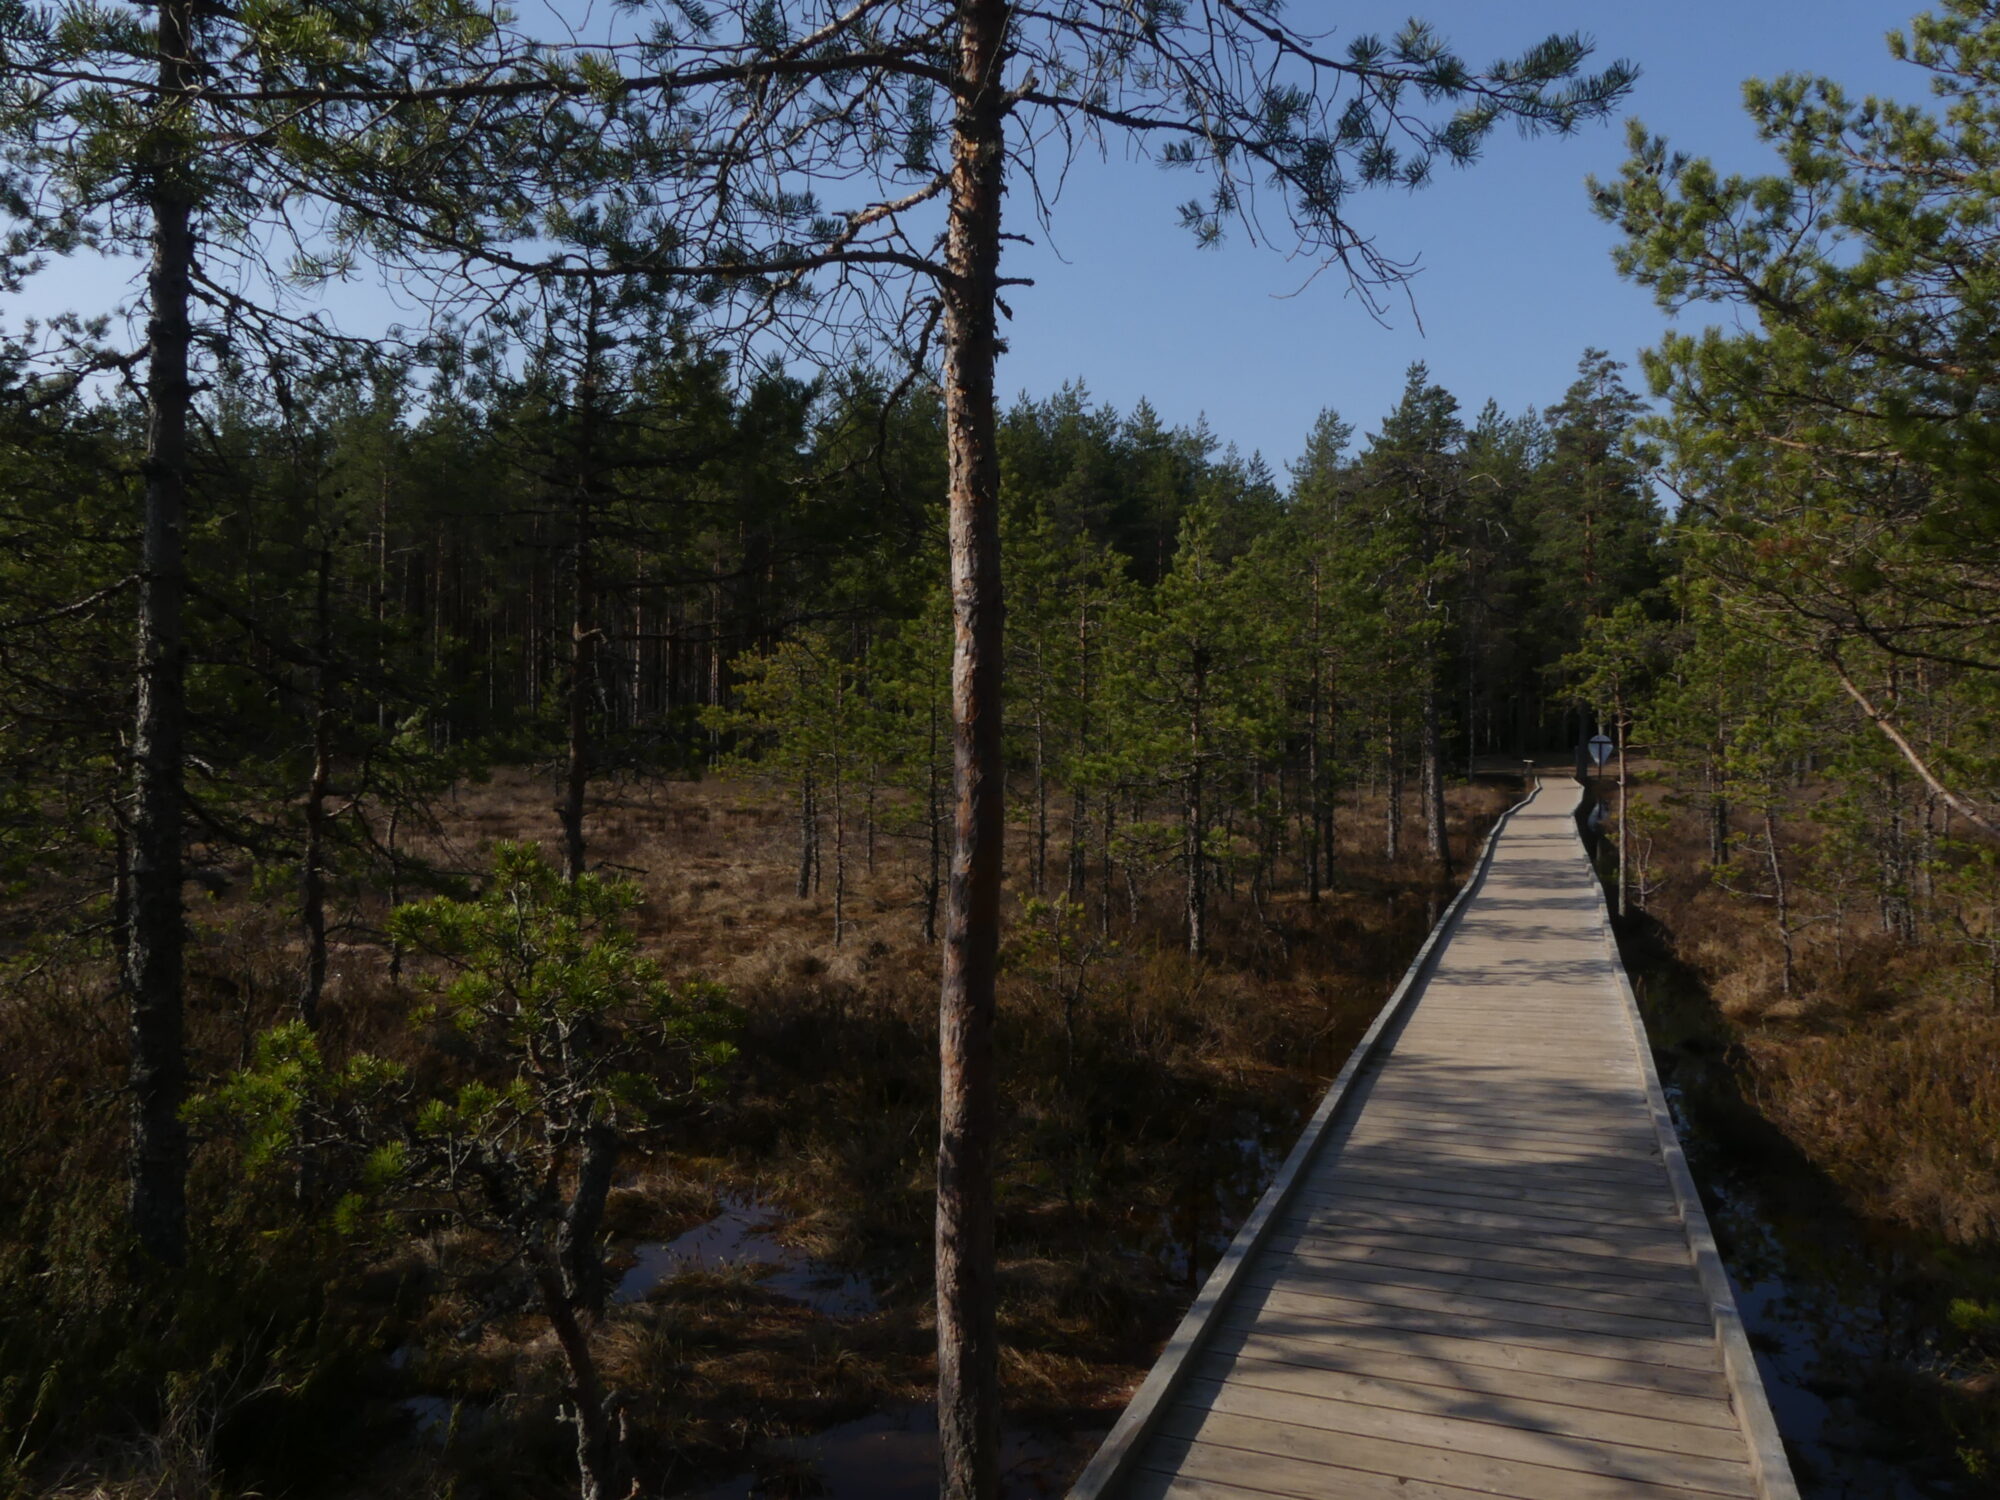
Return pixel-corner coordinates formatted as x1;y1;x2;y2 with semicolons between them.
1588;733;1614;769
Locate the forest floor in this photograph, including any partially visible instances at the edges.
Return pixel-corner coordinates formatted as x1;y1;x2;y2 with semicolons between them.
3;768;1519;1500
1597;773;2000;1496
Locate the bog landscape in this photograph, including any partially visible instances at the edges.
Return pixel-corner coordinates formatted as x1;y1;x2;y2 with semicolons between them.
0;2;1997;1498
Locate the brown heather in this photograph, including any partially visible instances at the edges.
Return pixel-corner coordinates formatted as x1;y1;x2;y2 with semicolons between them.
1625;774;2000;1245
1605;770;2000;1484
0;769;1513;1499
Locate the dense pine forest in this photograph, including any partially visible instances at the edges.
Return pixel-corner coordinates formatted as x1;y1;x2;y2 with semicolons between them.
5;0;2000;1496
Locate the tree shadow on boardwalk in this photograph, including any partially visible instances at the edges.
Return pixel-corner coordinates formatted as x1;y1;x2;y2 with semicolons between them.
1169;1038;1746;1497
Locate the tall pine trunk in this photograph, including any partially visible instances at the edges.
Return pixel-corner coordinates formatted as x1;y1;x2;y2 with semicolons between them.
300;546;332;1028
1067;594;1090;902
1421;679;1449;873
128;0;196;1266
559;1120;619;1318
796;771;815;899
532;1250;623;1500
560;516;592;883
832;671;848;946
1765;806;1796;997
1032;696;1047;894
924;703;943;943
936;4;1008;1493
1184;754;1207;957
560;320;602;884
1706;752;1728;866
1305;690;1322;902
1099;794;1115;937
1383;725;1402;861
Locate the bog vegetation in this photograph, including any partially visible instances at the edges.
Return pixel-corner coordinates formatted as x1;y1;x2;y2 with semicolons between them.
0;323;1599;1494
5;0;2000;1495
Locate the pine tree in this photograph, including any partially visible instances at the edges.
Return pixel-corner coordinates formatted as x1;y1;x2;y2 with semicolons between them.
708;629;870;943
1594;3;2000;829
1108;505;1280;956
0;0;555;1266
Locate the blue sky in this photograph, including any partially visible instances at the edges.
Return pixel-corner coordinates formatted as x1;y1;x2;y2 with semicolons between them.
11;1;1932;477
994;0;1929;474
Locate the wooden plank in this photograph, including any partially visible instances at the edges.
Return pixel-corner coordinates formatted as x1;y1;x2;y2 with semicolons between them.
1377;1041;1634;1059
1298;1171;1682;1224
1122;1469;1298;1500
1343;1100;1658;1130
1252;1245;1714;1325
1189;1351;1751;1462
1235;1286;1724;1373
1320;1160;1680;1208
1295;1175;1683;1230
1325;1149;1667;1188
1243;1268;1719;1348
1347;1101;1659;1143
1321;1116;1666;1150
1155;1405;1753;1500
1280;1209;1694;1274
1270;1232;1711;1306
1328;1135;1669;1185
1282;1195;1696;1259
1200;1322;1738;1430
1385;1049;1630;1062
1318;1141;1671;1193
1133;1444;1500;1500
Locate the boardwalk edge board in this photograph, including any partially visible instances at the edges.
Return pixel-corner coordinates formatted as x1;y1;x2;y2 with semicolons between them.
1064;777;1544;1500
1575;792;1802;1500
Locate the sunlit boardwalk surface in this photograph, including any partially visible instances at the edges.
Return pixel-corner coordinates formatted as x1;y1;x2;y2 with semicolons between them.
1070;779;1796;1500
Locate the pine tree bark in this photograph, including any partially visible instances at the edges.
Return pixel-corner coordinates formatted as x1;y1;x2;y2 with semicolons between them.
301;546;332;1028
1067;594;1090;902
1765;806;1795;997
561;520;592;883
797;771;815;899
128;0;196;1267
1099;795;1115;937
1383;725;1402;861
1032;696;1047;894
1306;658;1323;902
1421;679;1450;873
832;682;848;947
559;1120;619;1318
532;1249;623;1500
936;3;1009;1493
1185;765;1207;958
925;703;943;943
1706;752;1728;866
560;318;602;885
1184;690;1207;957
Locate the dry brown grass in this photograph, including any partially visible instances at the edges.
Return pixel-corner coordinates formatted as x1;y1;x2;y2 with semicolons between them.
0;765;1516;1499
1609;772;2000;1487
1624;777;2000;1244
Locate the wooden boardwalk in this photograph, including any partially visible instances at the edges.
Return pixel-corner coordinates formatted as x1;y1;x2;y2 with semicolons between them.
1069;779;1796;1500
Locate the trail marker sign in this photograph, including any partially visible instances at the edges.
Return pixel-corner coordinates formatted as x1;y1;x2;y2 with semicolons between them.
1588;733;1614;768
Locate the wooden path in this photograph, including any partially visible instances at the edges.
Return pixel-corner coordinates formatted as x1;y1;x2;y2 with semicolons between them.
1069;779;1796;1500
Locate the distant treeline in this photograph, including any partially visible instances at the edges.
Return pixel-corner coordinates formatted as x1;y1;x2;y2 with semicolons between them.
0;343;1662;964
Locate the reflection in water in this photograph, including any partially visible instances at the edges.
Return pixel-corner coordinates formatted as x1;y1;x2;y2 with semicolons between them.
615;1195;878;1318
1151;1118;1290;1284
683;1404;1103;1499
397;1394;468;1445
1665;1082;1960;1498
